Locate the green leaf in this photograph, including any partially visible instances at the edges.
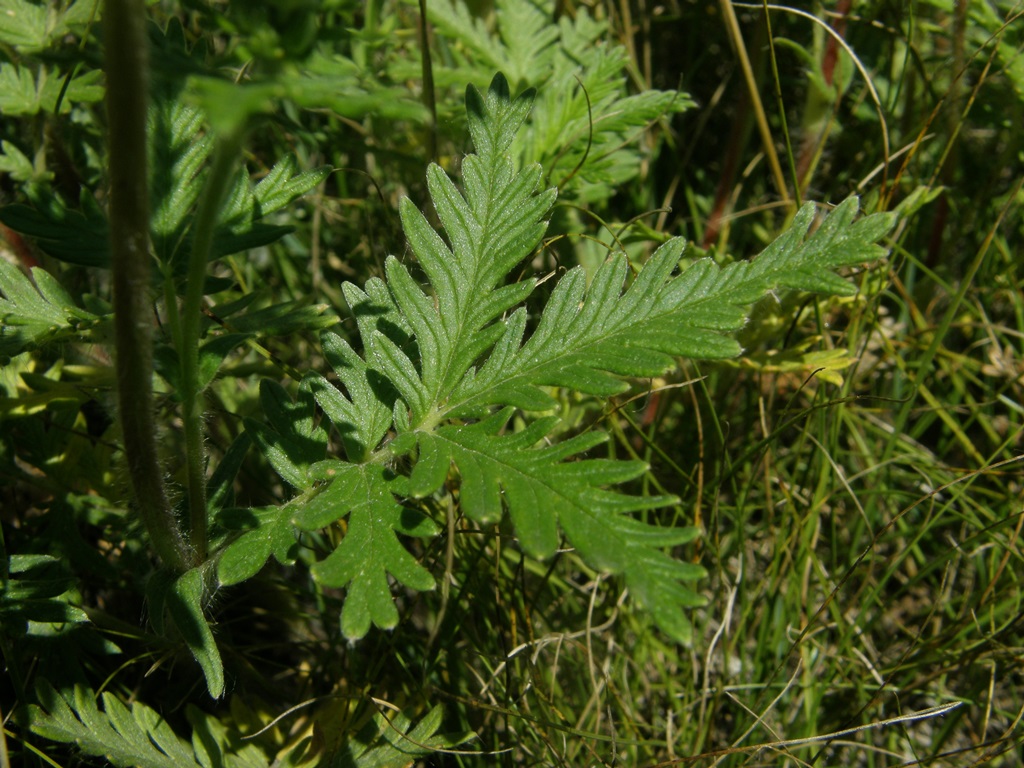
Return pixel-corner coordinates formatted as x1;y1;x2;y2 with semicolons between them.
375;73;555;421
252;156;330;218
449;199;894;415
2;75;328;274
0;139;50;183
149;95;329;273
249;72;892;646
207;432;253;515
426;0;520;83
168;568;225;699
155;333;252;396
342;276;414;348
0;0;100;52
218;157;329;234
333;704;474;768
0;63;102;115
0;64;44;114
418;409;706;643
0;554;88;637
245;379;328;490
307;328;395;462
424;0;695;204
187;56;428;138
57;0;102;35
0;189;110;267
187;78;280;138
150;98;214;264
0;260;101;360
0;0;47;50
28;681;194;768
295;50;430;121
25;681;267;768
187;703;269;768
217;505;299;586
293;462;437;640
224;299;336;336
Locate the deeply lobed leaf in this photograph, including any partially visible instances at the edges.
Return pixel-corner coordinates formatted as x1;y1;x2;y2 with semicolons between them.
0;261;102;360
449;198;894;415
378;73;556;421
293;461;438;639
248;73;893;645
26;680;267;768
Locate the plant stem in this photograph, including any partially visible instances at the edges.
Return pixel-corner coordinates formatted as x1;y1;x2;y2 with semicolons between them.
105;0;192;571
178;134;243;563
417;0;437;162
0;698;10;768
719;0;790;206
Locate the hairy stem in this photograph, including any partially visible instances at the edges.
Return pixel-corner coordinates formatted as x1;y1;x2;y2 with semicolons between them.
178;134;242;563
105;0;192;571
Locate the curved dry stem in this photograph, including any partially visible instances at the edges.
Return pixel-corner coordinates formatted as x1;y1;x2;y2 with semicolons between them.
735;2;891;197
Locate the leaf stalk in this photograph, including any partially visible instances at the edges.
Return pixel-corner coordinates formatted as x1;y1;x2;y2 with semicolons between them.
178;133;244;563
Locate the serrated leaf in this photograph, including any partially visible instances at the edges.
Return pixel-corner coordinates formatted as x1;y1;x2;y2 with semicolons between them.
0;261;100;359
245;379;328;490
217;505;299;586
0;0;101;52
253;157;330;217
366;329;431;420
0;63;102;115
28;681;189;768
0;63;46;114
426;1;506;77
416;409;704;640
0;0;46;49
0;190;110;267
424;1;695;204
57;0;103;35
26;681;265;768
307;329;395;462
425;410;661;554
0;138;49;183
0;68;326;274
150;99;213;264
248;72;892;646
148;95;327;274
334;704;474;768
367;73;555;422
292;462;437;640
449;200;894;415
